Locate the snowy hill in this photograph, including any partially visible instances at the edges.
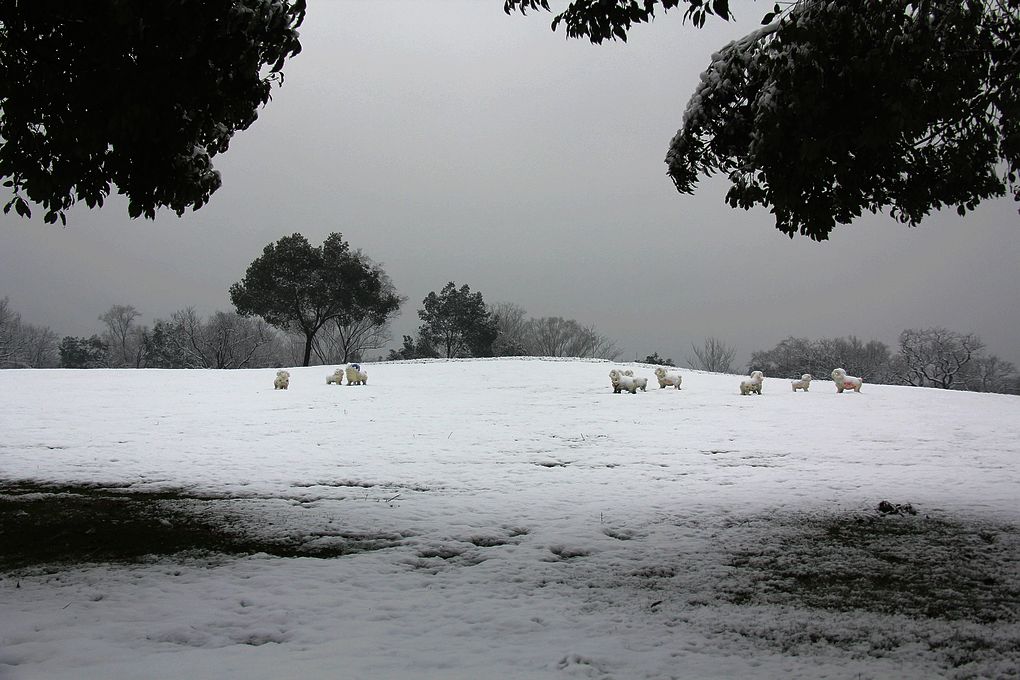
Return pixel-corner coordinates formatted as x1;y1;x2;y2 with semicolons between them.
1;359;1018;679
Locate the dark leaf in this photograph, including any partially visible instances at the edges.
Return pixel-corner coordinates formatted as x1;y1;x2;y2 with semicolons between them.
0;1;305;224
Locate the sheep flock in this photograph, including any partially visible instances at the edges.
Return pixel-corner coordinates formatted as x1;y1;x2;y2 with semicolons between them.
276;362;863;397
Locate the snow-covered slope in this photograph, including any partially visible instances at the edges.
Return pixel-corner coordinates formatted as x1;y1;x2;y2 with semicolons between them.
1;359;1018;679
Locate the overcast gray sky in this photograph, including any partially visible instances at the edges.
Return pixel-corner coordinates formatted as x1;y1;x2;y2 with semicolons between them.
1;1;1018;367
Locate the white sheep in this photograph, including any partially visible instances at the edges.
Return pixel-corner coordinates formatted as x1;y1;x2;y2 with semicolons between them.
611;373;647;394
274;370;290;390
326;368;344;385
611;372;632;393
653;367;683;390
831;368;863;393
608;368;633;391
791;373;812;392
740;370;764;395
345;363;368;386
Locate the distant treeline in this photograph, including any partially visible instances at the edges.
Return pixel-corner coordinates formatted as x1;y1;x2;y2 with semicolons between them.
747;332;1017;395
3;295;1015;395
0;292;622;371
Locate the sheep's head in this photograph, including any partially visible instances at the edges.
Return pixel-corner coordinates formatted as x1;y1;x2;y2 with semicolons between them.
277;370;289;378
831;368;846;381
654;367;667;378
750;370;764;382
802;374;812;381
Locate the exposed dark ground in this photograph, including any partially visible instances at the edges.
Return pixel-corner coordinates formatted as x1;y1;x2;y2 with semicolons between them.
0;480;401;571
4;481;1020;677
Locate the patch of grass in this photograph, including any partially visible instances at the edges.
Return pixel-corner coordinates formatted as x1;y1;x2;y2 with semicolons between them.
548;544;590;559
417;546;465;559
720;509;1020;623
0;480;400;571
467;535;510;548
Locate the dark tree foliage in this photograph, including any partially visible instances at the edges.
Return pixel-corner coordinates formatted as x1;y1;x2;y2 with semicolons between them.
387;334;440;361
509;0;1019;240
669;0;1019;239
230;233;401;367
504;0;730;41
643;352;675;366
142;322;192;369
418;282;498;359
58;335;109;368
0;0;305;224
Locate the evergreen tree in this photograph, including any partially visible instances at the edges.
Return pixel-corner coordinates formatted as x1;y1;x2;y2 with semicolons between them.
418;282;498;359
230;233;400;367
58;335;109;368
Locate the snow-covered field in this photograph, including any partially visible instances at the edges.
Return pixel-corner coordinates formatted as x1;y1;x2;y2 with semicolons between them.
1;359;1018;679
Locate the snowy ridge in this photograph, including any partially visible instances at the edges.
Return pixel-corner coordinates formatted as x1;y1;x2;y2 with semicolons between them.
368;355;625;367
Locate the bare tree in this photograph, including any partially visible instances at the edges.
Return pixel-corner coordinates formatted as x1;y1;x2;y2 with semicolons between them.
895;327;984;389
521;316;620;359
0;298;58;368
312;315;393;364
0;297;26;367
163;307;206;368
490;302;531;356
99;304;142;367
524;317;576;357
165;308;277;369
567;323;621;360
20;324;59;368
203;311;276;369
687;336;737;373
279;329;312;367
961;355;1018;394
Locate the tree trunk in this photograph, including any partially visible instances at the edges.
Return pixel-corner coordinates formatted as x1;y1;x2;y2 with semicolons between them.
303;333;314;367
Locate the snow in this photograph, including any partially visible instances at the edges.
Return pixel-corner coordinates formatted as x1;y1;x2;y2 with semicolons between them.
1;358;1018;679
